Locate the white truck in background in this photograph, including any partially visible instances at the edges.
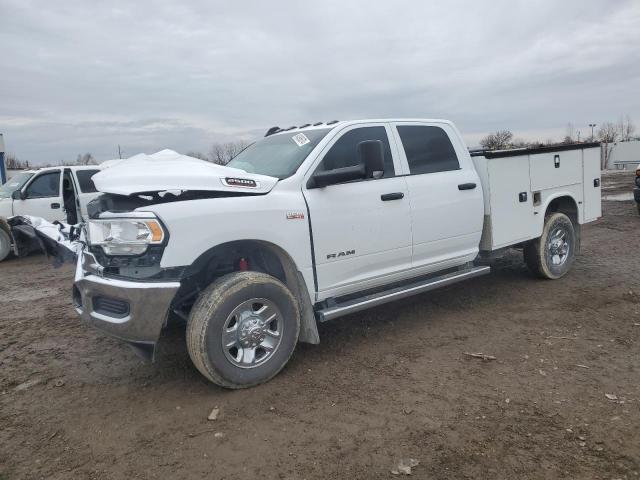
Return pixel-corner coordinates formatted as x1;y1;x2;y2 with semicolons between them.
63;119;601;389
0;166;102;261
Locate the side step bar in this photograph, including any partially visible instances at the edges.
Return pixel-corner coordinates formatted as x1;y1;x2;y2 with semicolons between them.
316;265;490;322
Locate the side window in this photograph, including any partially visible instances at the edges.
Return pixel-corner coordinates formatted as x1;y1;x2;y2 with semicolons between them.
25;171;61;198
397;126;460;175
75;170;100;193
319;126;395;178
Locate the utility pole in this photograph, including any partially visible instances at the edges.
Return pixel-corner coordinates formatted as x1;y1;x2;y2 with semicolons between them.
589;123;597;142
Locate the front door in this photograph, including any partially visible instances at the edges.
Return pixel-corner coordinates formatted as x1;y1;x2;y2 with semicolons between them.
303;124;412;299
12;169;66;222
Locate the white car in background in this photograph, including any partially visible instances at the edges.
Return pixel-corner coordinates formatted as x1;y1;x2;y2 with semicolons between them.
0;165;102;261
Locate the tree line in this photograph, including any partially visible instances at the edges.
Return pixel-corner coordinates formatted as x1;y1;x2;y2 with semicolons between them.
480;115;637;168
3;140;251;171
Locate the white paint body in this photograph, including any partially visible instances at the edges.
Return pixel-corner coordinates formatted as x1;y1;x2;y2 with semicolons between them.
0;166;103;224
473;146;601;250
106;119;601;304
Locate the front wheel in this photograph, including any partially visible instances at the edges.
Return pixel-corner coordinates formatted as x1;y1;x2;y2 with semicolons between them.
523;212;576;279
186;271;300;389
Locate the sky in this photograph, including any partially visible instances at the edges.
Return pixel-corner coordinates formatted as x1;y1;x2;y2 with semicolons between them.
1;0;639;165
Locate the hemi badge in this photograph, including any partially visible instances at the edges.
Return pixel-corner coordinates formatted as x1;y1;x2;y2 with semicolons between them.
286;212;305;220
224;177;257;188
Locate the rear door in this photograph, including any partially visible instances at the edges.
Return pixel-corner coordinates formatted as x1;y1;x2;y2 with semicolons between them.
392;122;484;270
72;168;101;220
12;169;66;222
303;124;412;298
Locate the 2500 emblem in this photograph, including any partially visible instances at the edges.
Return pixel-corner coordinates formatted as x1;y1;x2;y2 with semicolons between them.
326;250;355;260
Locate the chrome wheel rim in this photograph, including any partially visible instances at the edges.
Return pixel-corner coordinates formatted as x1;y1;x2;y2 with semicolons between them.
221;298;283;369
547;227;570;266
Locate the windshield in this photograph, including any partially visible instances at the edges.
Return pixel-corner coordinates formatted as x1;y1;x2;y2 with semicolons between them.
228;128;331;179
0;172;34;198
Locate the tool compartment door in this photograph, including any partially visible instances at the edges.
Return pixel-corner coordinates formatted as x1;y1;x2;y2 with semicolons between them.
530;150;582;191
486;155;537;249
582;147;602;222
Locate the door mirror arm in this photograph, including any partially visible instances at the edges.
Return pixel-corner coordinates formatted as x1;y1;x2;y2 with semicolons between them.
308;164;366;189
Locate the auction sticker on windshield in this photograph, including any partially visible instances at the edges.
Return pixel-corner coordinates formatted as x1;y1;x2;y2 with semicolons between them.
292;133;310;147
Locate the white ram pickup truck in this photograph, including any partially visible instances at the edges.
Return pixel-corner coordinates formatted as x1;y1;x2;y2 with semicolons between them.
72;120;602;389
0;165;102;261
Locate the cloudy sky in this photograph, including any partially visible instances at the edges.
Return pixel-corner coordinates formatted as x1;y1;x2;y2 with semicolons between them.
2;0;639;165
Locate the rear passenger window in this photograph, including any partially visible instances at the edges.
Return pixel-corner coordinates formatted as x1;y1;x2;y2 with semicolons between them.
319;126;395;177
397;126;460;175
75;170;100;193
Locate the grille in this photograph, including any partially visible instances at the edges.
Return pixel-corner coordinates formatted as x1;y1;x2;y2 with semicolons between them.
93;296;130;319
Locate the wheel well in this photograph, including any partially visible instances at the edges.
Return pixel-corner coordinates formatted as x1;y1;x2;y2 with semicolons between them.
174;240;319;344
544;195;581;252
546;196;578;224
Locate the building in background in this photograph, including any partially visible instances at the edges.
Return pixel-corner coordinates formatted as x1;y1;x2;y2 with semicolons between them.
0;134;5;184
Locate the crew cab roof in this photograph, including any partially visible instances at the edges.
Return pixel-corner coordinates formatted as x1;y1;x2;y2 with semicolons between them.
267;118;455;137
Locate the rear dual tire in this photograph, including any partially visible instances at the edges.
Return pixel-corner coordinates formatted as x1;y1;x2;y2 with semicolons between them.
524;212;576;279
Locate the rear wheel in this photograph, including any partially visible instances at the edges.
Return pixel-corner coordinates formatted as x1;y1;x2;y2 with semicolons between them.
186;271;300;389
524;212;576;279
0;229;11;262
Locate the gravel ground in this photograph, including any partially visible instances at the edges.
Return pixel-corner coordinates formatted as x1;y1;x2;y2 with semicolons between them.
1;171;639;479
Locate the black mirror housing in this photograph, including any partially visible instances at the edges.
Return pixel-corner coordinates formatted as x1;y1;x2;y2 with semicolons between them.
309;164;366;189
12;190;25;200
357;140;385;179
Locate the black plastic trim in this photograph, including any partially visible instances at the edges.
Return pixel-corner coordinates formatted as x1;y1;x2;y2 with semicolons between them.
470;142;601;158
301;194;319;294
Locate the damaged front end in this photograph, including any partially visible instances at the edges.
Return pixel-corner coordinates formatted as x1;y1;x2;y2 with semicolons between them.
8;214;180;361
73;248;180;361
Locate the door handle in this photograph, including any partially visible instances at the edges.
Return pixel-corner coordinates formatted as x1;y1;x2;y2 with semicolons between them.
51;203;60;209
380;192;404;201
458;183;476;190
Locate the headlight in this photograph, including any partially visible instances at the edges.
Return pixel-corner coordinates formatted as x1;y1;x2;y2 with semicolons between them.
87;216;165;256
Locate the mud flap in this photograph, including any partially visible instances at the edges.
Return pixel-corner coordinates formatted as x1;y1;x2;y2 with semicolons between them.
127;341;156;362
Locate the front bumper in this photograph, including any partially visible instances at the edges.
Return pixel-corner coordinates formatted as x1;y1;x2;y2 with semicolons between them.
73;249;181;360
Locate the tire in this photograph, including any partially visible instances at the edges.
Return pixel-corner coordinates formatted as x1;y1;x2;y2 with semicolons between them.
0;228;11;262
186;271;300;389
523;212;576;279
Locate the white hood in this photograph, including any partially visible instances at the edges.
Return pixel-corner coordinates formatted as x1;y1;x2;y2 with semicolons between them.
92;149;278;196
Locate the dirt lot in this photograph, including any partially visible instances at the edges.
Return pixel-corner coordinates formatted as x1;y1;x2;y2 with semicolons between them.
1;171;639;479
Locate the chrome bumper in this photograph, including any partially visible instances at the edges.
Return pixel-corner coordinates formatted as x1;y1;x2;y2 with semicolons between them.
73;250;181;360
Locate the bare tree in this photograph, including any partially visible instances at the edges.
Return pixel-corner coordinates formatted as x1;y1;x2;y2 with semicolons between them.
563;123;576;144
4;152;30;169
208;140;251;165
75;153;96;165
618;115;636;142
186;151;208;161
479;130;513;150
597;122;619;169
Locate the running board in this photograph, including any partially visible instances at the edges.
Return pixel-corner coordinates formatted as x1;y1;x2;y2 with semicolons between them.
316;266;490;322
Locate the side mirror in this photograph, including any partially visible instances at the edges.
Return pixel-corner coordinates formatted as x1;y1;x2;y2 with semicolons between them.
357;140;385;179
310;164;365;189
12;190;25;200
